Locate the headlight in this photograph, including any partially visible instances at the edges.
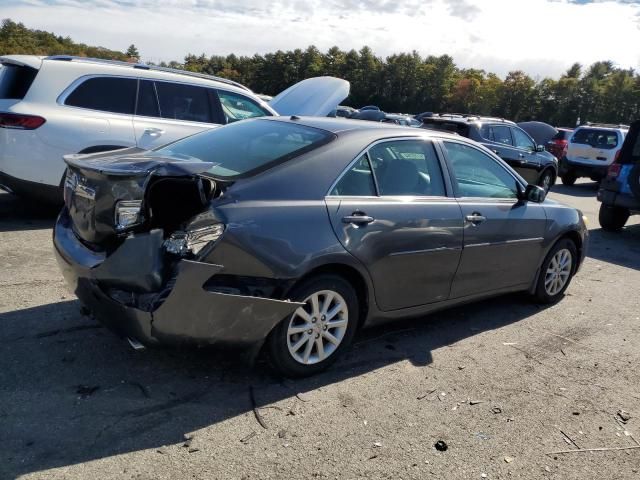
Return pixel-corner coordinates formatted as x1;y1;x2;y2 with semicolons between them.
115;200;144;231
164;224;225;256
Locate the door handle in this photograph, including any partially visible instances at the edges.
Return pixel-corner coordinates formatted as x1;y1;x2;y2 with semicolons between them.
342;213;375;225
518;153;525;158
465;213;486;225
144;127;165;137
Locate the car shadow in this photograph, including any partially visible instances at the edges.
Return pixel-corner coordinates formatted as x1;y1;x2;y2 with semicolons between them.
1;293;545;478
550;182;599;198
586;224;640;271
0;191;59;232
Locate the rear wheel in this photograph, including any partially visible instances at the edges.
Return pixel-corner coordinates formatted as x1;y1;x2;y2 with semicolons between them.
533;239;577;304
561;171;576;186
266;274;358;377
599;204;629;232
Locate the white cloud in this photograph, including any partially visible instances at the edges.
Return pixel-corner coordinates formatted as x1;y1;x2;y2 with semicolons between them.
1;0;639;78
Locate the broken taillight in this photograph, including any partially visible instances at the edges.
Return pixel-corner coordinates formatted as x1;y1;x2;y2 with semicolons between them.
0;112;46;130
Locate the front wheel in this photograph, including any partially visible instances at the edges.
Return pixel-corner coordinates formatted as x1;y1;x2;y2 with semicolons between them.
599;204;629;232
533;239;577;304
266;274;359;377
538;169;555;193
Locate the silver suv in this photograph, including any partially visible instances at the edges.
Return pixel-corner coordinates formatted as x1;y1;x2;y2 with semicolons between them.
0;55;347;203
560;123;628;185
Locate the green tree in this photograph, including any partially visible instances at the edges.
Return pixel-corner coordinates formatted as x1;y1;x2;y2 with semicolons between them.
126;44;139;59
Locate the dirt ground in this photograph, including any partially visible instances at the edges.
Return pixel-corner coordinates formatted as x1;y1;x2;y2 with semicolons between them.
1;180;639;480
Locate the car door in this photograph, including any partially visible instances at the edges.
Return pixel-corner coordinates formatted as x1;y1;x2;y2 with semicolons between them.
441;140;547;299
133;80;223;150
326;138;464;311
479;124;524;173
511;126;543;184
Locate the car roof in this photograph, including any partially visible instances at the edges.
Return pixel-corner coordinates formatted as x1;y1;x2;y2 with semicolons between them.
574;124;628;132
260;116;461;140
0;54;254;94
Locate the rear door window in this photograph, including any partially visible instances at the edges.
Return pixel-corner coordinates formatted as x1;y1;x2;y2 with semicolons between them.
571;129;619;149
330;154;377;196
217;90;271;123
155;81;214;123
65;77;137;114
0;64;38;99
490;125;513;145
368;140;446;196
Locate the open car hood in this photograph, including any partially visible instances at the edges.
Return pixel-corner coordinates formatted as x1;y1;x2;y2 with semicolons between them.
269;76;350;117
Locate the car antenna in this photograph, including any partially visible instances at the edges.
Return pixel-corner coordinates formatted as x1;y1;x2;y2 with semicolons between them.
290;115;301;120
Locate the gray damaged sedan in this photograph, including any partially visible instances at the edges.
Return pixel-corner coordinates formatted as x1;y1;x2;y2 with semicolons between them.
54;117;588;377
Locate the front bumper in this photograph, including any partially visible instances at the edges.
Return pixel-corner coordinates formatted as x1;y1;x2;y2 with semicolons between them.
53;210;303;352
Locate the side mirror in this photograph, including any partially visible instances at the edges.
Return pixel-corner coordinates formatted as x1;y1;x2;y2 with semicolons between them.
535;144;545;152
517;183;546;203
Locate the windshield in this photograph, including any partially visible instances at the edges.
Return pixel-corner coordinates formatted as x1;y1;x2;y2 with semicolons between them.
154;119;334;178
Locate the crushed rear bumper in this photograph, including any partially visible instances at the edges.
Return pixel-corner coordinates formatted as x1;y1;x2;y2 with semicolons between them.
53;209;302;353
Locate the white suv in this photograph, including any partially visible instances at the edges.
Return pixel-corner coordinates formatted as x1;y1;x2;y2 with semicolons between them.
0;55;348;203
560;123;629;185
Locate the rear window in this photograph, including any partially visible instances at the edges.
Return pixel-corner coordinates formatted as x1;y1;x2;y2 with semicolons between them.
0;64;38;99
154;119;334;178
571;128;618;149
65;76;137;114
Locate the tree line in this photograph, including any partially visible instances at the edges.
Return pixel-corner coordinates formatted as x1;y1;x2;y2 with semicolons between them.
2;18;638;126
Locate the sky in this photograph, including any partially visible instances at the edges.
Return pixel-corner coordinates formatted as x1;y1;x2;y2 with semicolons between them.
1;0;640;78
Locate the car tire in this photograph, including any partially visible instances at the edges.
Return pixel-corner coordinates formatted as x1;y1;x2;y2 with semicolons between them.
598;204;630;232
266;274;359;378
538;169;555;193
561;172;576;186
533;238;577;304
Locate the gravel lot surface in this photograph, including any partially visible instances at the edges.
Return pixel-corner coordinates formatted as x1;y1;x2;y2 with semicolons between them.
1;181;639;480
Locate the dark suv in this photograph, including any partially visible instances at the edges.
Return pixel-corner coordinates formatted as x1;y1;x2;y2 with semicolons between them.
597;120;640;231
420;114;559;191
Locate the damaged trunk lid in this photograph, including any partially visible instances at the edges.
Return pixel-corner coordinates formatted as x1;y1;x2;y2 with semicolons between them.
63;148;216;245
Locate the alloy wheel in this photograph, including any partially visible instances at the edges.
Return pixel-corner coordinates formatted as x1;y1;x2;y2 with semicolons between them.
286;290;348;365
544;248;572;296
